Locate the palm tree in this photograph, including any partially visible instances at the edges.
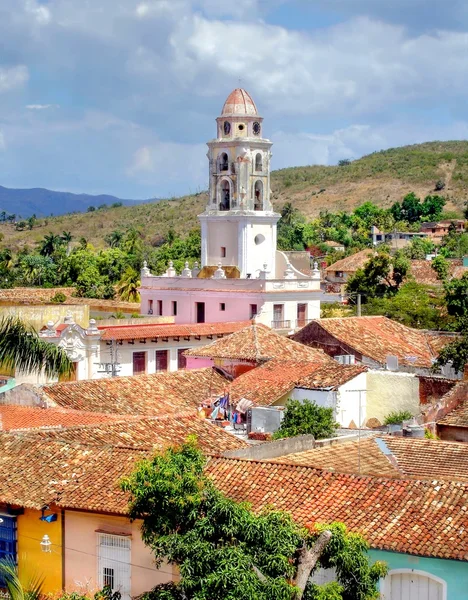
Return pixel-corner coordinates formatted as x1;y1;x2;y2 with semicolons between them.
0;557;43;600
0;316;72;378
280;202;296;225
39;233;61;257
117;267;140;302
61;231;73;255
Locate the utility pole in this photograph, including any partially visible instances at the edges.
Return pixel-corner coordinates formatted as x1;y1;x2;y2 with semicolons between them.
357;293;361;317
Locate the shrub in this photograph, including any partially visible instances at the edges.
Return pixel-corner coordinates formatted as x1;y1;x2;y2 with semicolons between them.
383;410;413;425
50;292;67;303
273;399;338;440
435;179;445;191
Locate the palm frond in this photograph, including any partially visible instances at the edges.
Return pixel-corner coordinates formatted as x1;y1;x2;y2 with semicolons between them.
0;316;73;378
0;557;44;600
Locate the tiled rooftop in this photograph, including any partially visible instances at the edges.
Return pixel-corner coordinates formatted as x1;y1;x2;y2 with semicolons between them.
437;382;468;426
275;436;468;482
41;368;228;415
16;414;248;452
293;316;452;368
99;320;251;341
2;435;468;560
206;457;468;561
0;405;125;431
230;360;366;406
409;259;468;285
185;323;331;363
325;249;374;273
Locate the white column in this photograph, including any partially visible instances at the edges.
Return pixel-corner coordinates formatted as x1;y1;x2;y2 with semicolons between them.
169;348;179;372
200;220;208;267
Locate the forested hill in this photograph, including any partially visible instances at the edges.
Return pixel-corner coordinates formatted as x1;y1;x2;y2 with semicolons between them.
2;140;467;249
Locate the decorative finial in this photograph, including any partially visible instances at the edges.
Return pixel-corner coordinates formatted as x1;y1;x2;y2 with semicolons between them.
141;260;150;277
284;263;295;279
181;261;192;278
213;263;227;279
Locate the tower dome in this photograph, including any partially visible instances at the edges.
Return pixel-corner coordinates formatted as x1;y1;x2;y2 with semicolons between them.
221;88;258;116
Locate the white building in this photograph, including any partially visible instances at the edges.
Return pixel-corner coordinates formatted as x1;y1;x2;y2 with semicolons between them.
140;88;322;331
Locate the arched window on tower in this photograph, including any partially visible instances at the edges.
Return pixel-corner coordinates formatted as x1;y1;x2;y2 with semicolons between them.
255;153;262;172
220;153;229;172
254;180;263;211
220;180;231;211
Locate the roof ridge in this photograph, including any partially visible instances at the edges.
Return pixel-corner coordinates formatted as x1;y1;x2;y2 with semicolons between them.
208;455;467;488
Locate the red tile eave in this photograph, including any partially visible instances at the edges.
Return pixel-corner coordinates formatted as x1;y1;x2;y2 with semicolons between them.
99;320;252;341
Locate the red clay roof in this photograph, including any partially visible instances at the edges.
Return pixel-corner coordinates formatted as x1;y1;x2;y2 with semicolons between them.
437;381;468;426
41;368;228;415
221;88;258;116
206;457;468;561
185;323;332;363
1;436;467;560
0;405;124;431
230;360;365;406
99;320;251;341
325;249;374;273
293;316;452;369
409;259;468;285
275;435;468;482
15;413;247;452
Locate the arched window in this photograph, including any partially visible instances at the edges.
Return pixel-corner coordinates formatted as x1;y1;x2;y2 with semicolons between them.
220;180;230;211
255;153;262;172
220;152;229;172
254;180;263;211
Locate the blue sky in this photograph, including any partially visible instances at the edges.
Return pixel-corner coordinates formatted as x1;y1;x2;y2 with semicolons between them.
2;0;468;200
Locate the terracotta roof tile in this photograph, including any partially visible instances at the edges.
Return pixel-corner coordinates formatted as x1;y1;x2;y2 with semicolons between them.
42;368;228;415
325;249;374;273
293;316;452;368
2;437;468;560
16;414;247;452
230;360;366;406
206;458;468;561
275;436;468;482
185;323;332;363
0;405;125;431
438;381;468;426
99;320;251;341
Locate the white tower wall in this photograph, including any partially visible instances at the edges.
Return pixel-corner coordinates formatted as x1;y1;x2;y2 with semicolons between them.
199;88;280;278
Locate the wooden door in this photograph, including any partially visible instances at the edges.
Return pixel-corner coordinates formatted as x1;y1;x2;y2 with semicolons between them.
155;350;168;372
297;303;307;328
384;571;445;600
178;348;188;370
132;351;146;375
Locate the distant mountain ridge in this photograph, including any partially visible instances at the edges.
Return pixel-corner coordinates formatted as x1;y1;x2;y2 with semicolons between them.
0;185;154;218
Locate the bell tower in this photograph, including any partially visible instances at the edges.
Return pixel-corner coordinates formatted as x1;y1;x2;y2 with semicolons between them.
199;88;280;278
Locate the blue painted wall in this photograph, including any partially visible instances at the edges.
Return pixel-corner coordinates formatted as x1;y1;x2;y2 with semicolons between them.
369;550;468;600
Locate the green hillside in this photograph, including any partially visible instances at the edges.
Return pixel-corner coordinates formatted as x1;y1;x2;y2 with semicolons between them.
2;140;467;250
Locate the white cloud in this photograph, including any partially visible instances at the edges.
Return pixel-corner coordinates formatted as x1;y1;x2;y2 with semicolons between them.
26;104;60;110
126;140;207;192
25;0;51;25
0;65;29;94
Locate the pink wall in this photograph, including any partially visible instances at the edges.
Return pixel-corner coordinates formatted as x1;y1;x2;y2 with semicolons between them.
186;357;214;370
141;289;260;324
64;510;174;596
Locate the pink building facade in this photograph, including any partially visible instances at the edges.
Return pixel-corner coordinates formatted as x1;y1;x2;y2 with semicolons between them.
64;510;174;599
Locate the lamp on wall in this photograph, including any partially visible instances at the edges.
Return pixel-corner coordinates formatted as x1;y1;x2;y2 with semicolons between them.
40;534;52;553
39;506;57;522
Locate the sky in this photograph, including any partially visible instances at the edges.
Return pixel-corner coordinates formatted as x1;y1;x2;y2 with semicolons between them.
2;1;468;200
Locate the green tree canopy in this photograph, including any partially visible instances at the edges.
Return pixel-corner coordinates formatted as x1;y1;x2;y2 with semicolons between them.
273;400;338;440
121;440;386;600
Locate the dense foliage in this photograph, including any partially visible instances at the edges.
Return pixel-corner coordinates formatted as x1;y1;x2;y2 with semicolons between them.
273;400;339;440
121;439;386;600
0;227;201;301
